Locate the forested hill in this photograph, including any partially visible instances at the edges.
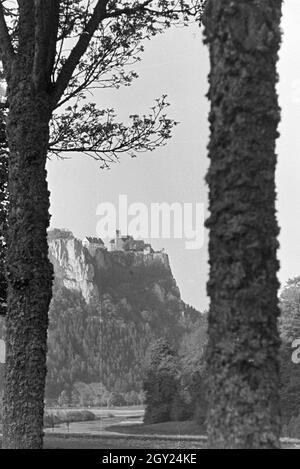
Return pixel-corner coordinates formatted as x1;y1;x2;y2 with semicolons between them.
45;229;203;403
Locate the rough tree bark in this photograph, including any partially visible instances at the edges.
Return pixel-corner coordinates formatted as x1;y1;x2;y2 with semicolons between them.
3;74;54;451
0;0;203;448
203;0;282;448
1;1;58;449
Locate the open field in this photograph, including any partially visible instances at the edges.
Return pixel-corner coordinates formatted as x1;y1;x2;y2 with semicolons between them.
43;416;208;449
2;406;300;448
105;420;205;437
44;434;207;449
43;412;300;449
43;433;300;449
46;405;144;416
44;406;144;435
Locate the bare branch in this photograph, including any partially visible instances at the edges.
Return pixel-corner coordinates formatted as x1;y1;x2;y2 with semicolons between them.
51;0;162;108
51;0;109;107
48;96;177;168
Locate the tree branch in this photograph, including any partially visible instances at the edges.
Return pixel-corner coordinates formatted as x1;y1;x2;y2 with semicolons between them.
48;96;176;168
51;0;155;109
33;0;60;91
106;0;153;18
18;0;35;64
51;0;109;107
0;2;15;79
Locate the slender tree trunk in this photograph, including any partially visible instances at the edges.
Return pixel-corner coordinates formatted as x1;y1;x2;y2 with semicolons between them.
2;76;53;448
0;104;8;316
203;0;282;448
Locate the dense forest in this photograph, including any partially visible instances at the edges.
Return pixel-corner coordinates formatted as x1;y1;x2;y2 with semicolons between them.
45;231;206;406
45;283;203;403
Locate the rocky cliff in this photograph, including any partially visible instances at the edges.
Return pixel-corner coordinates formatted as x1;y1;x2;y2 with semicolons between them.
49;236;99;303
48;233;177;306
46;230;199;401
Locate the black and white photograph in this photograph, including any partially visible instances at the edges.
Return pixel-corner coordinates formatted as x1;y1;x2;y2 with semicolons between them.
0;0;299;453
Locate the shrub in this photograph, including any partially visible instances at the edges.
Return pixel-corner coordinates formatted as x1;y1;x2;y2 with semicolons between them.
283;414;300;439
143;339;180;424
170;393;192;422
44;413;62;428
65;410;95;422
43;409;95;428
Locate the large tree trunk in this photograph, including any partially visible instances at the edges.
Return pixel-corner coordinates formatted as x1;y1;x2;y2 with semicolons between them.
2;77;53;448
203;0;282;448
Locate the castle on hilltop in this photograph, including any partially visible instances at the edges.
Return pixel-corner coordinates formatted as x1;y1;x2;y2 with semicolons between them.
83;230;156;256
82;236;106;256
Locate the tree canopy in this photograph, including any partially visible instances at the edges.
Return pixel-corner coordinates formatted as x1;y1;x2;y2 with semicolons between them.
0;0;205;165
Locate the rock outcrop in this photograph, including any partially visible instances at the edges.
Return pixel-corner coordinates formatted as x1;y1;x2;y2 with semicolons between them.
49;236;99;303
48;231;180;307
45;229;197;399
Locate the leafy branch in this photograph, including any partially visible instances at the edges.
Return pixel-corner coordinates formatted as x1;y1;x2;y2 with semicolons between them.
49;95;177;168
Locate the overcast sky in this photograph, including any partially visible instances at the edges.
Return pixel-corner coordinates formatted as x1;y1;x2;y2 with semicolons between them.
47;1;300;312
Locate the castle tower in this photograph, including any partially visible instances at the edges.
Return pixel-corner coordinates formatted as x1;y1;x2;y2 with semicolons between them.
115;229;122;250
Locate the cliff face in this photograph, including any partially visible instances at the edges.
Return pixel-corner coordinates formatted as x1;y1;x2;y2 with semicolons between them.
46;231;192;399
49;237;99;303
48;235;180;308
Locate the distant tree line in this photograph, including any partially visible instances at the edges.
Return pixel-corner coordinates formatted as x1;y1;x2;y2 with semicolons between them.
53;383;145;409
